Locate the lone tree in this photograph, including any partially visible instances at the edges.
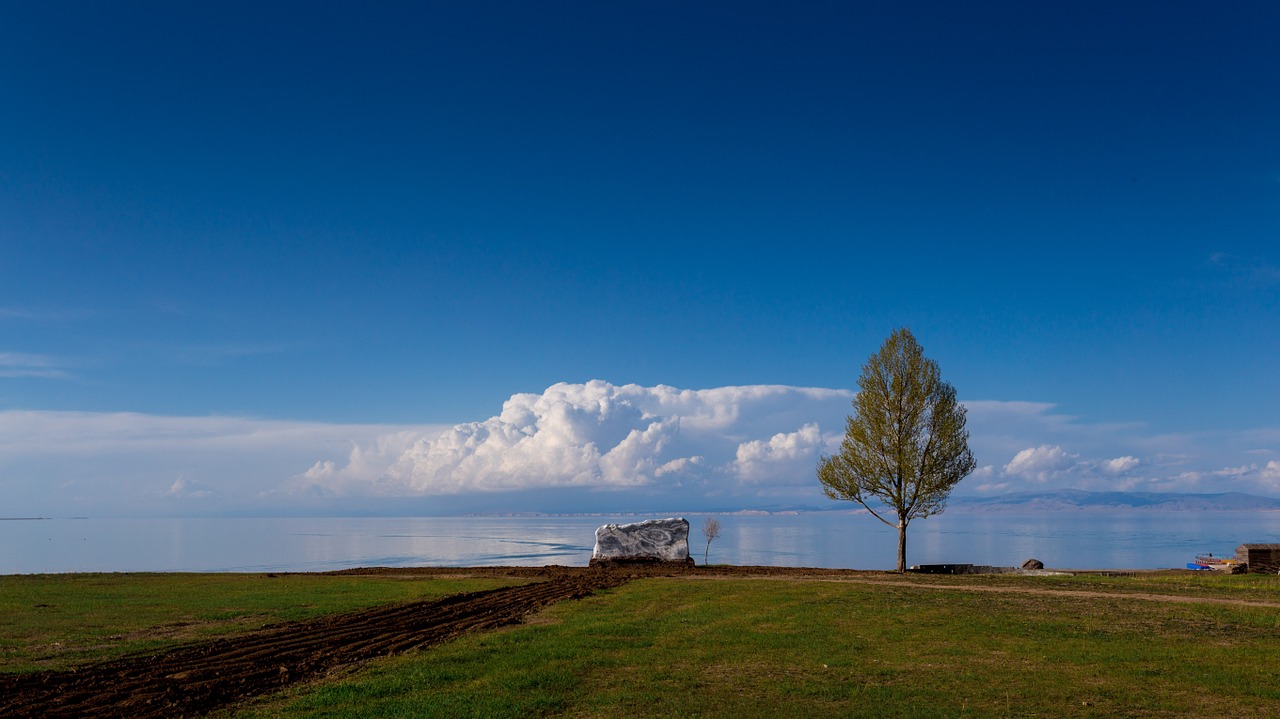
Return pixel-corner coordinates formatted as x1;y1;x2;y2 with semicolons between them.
702;516;721;565
817;328;976;572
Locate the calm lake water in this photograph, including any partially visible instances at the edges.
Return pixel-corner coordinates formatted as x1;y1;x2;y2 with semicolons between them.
3;511;1279;574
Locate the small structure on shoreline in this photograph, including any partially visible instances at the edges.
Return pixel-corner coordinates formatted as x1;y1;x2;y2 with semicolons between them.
590;517;693;566
1237;543;1280;573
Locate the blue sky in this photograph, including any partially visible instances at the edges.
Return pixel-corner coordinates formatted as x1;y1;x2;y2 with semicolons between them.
2;2;1278;516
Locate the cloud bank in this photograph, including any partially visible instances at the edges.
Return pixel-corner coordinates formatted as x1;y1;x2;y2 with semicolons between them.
291;381;1280;505
4;381;1279;516
291;381;852;502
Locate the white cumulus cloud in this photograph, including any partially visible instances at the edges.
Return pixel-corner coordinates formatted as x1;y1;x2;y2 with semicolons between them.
1003;445;1080;482
733;423;826;485
290;381;853;497
1100;456;1140;474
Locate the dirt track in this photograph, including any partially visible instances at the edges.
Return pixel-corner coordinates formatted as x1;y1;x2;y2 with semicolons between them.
1;564;1269;718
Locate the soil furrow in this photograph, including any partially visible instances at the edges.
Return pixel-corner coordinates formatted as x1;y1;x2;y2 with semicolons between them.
0;572;625;719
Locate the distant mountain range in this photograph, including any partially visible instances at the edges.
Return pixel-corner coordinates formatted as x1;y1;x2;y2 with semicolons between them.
949;490;1280;513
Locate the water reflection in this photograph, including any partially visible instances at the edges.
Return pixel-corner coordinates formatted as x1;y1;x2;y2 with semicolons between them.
2;511;1278;573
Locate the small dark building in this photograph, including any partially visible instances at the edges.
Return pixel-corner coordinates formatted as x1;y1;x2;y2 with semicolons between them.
1236;544;1280;573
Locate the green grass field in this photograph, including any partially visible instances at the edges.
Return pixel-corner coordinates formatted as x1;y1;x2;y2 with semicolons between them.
5;570;1279;718
0;572;518;673
228;574;1280;719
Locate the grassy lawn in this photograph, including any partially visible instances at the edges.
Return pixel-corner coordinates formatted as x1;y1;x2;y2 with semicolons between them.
230;574;1280;719
0;572;518;673
3;570;1278;717
909;570;1280;603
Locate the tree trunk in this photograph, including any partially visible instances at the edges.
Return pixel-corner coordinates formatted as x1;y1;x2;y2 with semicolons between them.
896;521;907;572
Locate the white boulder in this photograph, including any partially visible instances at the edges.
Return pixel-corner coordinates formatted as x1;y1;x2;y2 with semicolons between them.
591;517;692;565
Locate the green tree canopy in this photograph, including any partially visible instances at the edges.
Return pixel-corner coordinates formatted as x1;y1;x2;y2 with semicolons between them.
817;328;976;571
